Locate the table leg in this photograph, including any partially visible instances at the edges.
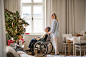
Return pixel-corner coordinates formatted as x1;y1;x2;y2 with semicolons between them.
68;40;70;55
73;44;75;55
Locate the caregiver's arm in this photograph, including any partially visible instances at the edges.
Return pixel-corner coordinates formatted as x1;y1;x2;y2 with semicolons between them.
51;20;56;33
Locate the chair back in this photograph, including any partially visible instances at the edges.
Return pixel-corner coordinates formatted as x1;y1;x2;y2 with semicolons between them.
80;36;86;43
62;34;72;37
73;37;80;44
62;34;72;41
73;36;86;44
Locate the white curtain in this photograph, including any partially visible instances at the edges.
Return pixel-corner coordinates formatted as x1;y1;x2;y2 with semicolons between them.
46;0;86;52
46;0;52;27
74;0;86;35
0;0;6;57
4;0;21;14
66;0;75;35
85;0;86;31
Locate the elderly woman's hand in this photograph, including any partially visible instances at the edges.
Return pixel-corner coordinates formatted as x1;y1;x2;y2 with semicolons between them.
34;37;38;39
48;32;51;35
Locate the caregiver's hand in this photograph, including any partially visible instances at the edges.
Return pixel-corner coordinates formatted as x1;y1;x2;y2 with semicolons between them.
48;32;51;35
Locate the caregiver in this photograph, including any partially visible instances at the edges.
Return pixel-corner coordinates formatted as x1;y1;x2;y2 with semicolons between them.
48;13;59;55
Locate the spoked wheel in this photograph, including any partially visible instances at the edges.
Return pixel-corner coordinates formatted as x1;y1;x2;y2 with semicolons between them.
34;41;47;56
46;42;53;54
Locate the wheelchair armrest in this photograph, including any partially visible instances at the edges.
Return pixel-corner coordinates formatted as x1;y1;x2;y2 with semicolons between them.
40;38;44;41
47;40;50;42
38;37;43;39
37;38;45;42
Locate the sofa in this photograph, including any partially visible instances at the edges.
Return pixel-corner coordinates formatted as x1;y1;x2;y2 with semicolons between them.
6;46;35;57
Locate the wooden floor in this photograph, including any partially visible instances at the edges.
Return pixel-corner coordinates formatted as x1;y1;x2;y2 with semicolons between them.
27;52;86;57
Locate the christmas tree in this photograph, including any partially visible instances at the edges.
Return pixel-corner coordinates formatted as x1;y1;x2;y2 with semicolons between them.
5;8;29;41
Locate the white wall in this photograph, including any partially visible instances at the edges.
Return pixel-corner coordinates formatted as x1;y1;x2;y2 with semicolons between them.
0;0;6;57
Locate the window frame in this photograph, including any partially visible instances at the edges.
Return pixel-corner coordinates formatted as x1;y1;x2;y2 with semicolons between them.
21;0;45;35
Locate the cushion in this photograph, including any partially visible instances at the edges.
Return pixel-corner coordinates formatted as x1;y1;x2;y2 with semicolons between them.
15;45;26;52
75;43;86;46
64;37;73;43
17;51;26;55
6;46;20;57
63;41;73;43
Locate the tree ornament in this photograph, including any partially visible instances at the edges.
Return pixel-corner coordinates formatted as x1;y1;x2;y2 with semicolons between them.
15;30;17;33
8;12;10;13
18;20;22;23
24;28;25;30
12;25;14;27
12;31;13;35
12;22;13;27
11;17;13;19
24;24;28;27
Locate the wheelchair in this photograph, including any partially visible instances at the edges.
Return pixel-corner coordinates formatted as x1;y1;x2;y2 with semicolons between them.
33;35;53;56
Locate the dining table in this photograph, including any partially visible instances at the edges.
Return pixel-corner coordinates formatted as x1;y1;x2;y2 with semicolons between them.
66;36;79;55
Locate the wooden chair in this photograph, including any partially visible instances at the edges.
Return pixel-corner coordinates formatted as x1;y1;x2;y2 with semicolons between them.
62;34;73;55
74;36;86;56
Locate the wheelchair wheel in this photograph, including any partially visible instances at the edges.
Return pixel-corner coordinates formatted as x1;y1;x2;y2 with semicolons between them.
46;42;53;54
34;41;47;56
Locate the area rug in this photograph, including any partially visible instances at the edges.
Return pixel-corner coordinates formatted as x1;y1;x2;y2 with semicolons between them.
47;55;65;57
20;54;35;57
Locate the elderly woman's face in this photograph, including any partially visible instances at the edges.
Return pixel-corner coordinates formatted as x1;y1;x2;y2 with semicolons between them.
44;28;48;32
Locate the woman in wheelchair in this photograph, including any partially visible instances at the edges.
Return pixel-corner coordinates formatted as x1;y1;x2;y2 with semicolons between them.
26;27;51;52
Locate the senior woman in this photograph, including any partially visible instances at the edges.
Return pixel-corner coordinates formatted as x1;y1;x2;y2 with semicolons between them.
48;13;59;55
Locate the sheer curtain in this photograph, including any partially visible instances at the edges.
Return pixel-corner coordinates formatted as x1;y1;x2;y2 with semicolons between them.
46;0;86;52
85;0;86;31
0;0;6;57
46;0;52;27
72;0;85;35
4;0;21;14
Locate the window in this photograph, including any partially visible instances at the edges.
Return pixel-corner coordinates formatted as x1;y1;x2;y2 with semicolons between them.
21;0;45;34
